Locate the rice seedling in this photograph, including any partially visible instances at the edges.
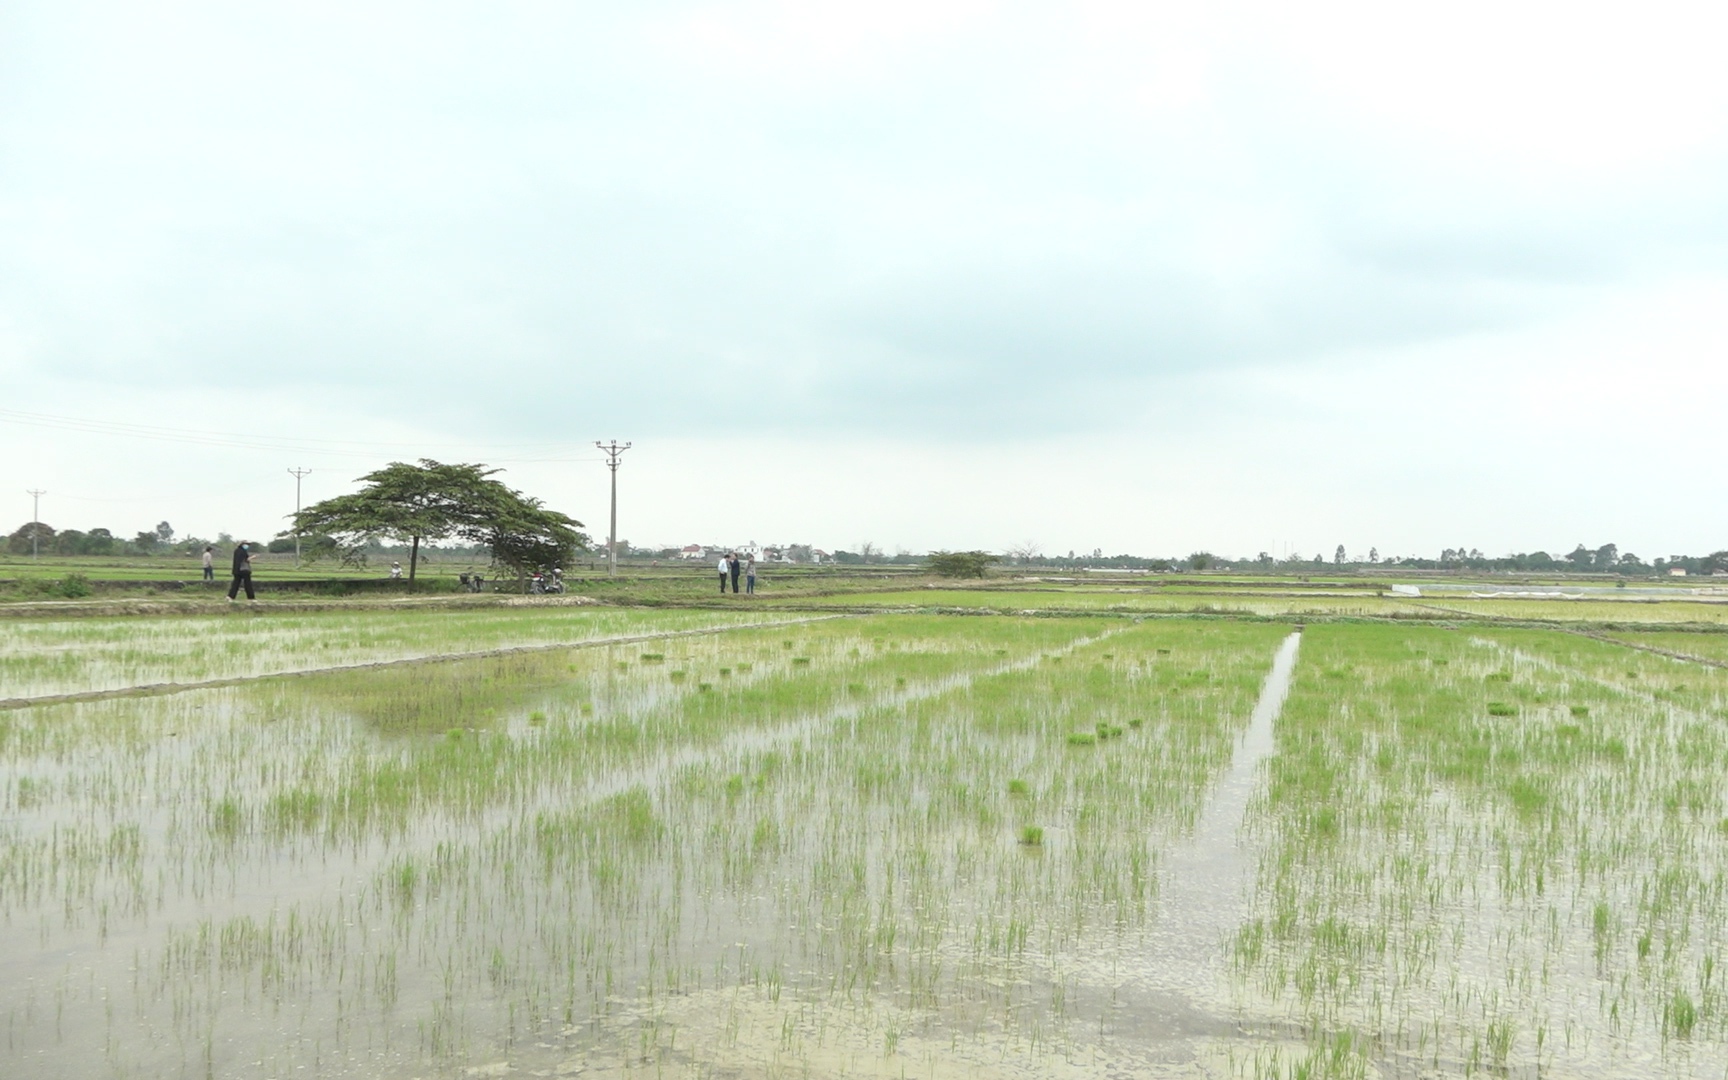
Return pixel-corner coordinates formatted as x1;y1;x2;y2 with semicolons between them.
0;611;1292;1078
9;603;1721;1078
1233;622;1728;1076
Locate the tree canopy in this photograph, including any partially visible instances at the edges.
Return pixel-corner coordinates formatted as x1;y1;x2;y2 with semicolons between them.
927;550;998;578
288;460;587;587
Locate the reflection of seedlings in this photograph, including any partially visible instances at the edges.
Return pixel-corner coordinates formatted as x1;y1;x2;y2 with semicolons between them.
1018;826;1044;846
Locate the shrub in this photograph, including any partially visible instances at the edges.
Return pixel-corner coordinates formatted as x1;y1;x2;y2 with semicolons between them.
53;574;92;599
927;551;998;578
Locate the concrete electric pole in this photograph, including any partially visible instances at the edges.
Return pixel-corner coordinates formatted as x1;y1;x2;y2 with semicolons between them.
26;489;44;558
287;467;312;567
594;441;631;577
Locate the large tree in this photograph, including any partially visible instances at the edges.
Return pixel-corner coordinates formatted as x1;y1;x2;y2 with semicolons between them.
289;460;588;589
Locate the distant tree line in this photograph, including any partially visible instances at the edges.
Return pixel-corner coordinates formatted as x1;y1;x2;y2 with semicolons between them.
4;520;224;557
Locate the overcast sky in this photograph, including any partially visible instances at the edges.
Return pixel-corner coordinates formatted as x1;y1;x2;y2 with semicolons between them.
3;1;1725;559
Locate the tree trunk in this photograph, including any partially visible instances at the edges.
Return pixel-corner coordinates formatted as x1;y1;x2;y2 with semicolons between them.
409;535;419;592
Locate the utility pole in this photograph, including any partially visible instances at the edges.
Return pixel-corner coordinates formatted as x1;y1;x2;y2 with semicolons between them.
287;468;312;567
26;489;45;558
594;441;631;577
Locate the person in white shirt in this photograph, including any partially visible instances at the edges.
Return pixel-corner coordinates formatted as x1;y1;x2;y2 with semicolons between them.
201;545;214;583
718;554;730;594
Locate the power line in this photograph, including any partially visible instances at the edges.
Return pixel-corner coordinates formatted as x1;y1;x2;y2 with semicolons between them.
26;489;45;558
0;407;603;463
595;441;631;578
288;467;312;567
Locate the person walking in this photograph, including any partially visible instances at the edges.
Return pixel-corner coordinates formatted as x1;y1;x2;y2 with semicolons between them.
201;545;215;583
745;556;756;595
728;552;742;594
227;541;257;602
717;553;730;594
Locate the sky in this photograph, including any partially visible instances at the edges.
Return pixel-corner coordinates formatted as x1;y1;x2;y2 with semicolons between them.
2;1;1725;561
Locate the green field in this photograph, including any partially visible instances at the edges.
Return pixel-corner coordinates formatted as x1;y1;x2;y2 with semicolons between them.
3;595;1726;1078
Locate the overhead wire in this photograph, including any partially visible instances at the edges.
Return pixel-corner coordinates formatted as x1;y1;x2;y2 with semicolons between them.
0;407;603;463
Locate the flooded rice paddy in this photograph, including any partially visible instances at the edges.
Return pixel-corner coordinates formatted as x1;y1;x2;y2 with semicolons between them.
2;610;1726;1078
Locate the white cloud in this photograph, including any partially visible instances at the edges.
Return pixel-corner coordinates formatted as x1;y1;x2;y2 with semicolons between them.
2;1;1725;552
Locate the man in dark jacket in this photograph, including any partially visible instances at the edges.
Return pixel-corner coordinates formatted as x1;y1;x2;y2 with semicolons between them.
228;542;257;602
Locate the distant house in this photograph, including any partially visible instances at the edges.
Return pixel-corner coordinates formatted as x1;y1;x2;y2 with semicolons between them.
680;544;704;560
1669;567;1688;577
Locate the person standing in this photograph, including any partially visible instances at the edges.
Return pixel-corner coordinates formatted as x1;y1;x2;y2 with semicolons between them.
227;541;257;602
201;545;215;583
745;556;756;595
717;553;730;594
728;552;742;594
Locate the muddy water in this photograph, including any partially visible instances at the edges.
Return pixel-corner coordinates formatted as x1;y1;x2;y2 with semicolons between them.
8;617;1306;1079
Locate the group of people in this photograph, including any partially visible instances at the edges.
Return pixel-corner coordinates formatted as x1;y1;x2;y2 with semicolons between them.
203;541;765;603
717;552;757;595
